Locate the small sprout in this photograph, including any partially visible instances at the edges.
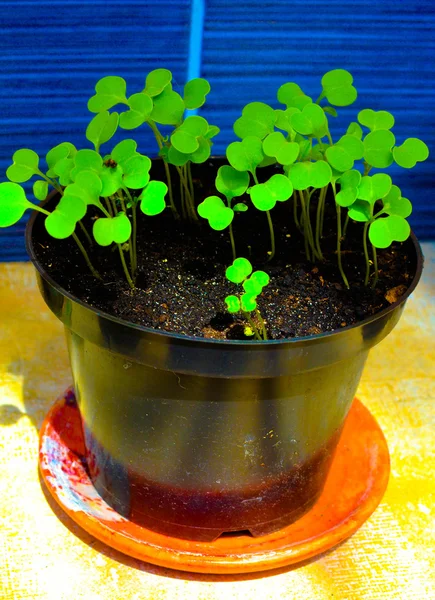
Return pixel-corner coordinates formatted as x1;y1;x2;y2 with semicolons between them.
204;124;220;140
93;212;132;246
277;82;312;110
33;180;48;201
52;158;75;186
86;111;119;152
168;137;211;166
0;182;36;226
46;142;76;176
66;171;103;208
225;294;241;313
336;170;361;207
347;122;363;139
323;106;338;117
111;138;137;164
358;109;395;131
139;181;167;216
287;160;332;190
325;134;364;172
226;257;252;283
249;174;293;211
70;149;103;181
369;215;411;249
226;136;264;173
119;93;153;130
45;194;87;239
357;173;392;204
290;103;327;138
88;76;128;113
6;149;39;183
198;196;234;230
348;201;371;222
262;132;299;165
100;164;123;197
274;107;299;134
233;102;277;140
122;155;151;189
233;203;248;212
363;130;395;168
320;69;357;107
393;138;429;169
183;78;211;109
143;68;172;97
381;185;412;218
150;86;185;125
171;116;208;153
215;165;250;200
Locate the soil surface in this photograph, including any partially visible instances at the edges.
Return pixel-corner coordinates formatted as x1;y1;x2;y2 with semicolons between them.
31;159;417;340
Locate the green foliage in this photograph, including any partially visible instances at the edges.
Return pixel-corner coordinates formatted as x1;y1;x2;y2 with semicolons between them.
347;122;363;139
291;104;327;137
93;212;132;246
274;107;299;134
86;111;119;151
122;154;151;189
249;174;293;211
321;69;357;107
325;134;364;172
143;68;172;97
198;196;234;230
393;138;429;168
226;257;252;283
369;215;411;249
358;109;394;131
66;171;103;208
88;76;128;112
171;116;208;153
233;102;276;140
287;160;332;190
215;166;250;200
33;180;49;201
277;82;312;110
226;136;264;173
139;181;167;216
184;78;211;109
381;185;412;218
263;132;299;165
363;130;395;168
6;149;39;183
119;93;153;130
336;169;361;207
150;85;185;125
357;173;392;204
0;182;35;226
45;194;87;239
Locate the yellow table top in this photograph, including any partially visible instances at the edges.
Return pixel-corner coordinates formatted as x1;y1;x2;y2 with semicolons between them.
1;245;434;600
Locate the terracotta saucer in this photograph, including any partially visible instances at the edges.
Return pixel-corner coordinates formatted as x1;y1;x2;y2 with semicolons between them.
39;388;390;574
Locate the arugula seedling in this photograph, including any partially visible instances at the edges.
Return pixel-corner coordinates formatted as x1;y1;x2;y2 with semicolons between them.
224;257;270;340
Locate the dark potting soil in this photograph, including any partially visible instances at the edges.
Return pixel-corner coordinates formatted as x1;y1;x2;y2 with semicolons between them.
32;159;417;341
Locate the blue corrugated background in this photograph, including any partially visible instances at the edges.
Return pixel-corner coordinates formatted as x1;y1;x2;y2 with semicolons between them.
1;0;433;260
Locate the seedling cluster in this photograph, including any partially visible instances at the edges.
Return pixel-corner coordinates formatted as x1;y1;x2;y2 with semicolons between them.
0;68;429;340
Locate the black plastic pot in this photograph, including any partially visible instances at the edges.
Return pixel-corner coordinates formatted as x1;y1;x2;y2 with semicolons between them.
27;210;423;542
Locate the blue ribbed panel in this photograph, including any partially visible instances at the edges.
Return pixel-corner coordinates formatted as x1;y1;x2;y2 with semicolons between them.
201;0;435;240
0;0;190;261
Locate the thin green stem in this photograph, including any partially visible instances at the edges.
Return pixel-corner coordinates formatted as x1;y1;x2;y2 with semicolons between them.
326;129;333;146
118;190;136;279
187;162;195;201
104;197;113;217
78;220;93;246
229;222;236;260
131;203;138;278
336;203;349;289
266;210;276;261
363;222;370;286
305;189;320;260
147;120;179;218
243;311;262;341
36;170;63;194
117;244;135;289
315;186;327;259
298;190;311;261
342;214;350;239
72;232;101;280
292;192;300;230
371;244;379;289
255;309;268;340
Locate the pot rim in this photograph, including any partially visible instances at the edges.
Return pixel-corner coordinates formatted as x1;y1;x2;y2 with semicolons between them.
25;201;424;348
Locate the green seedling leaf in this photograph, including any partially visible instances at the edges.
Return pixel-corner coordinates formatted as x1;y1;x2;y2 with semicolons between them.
167;136;211;166
226;257;252;283
6;149;39;183
119;93;153;130
381;185;412;218
358;109;394;131
291;103;327;137
357;173;392;204
70;149;103;181
183;78;211;109
190;137;212;164
66;171;103;208
297;138;311;161
46;142;76;174
111;139;137;164
167;146;189;167
151;86;185;125
139;180;167;216
93;212;132;246
33;180;48;201
321;69;357;107
323;106;338;117
0;182;35;226
249;174;293;211
45;193;87;239
241;293;257;312
86;111;119;151
100;164;123;197
215;166;250;200
144;68;172;97
393;138;429;168
263;132;299;165
336;169;361;207
122;155;151;189
88;76;128;113
348;200;371;222
233;102;276;140
243;270;269;295
274;108;299;134
52;157;75;186
347;122;363;139
325;134;364;172
233;202;248;212
204;124;220;140
226;136;264;173
225;295;240;313
288;160;332;190
277;82;312;110
198;196;234;230
363;130;395;168
369;215;410;249
171;116;208;154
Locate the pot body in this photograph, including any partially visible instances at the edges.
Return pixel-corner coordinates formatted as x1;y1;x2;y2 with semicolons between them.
27;213;423;541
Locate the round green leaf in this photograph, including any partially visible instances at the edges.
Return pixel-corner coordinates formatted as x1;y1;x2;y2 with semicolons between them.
393;138;429;169
0;182;33;226
88;76;128;113
233;202;248;212
358;109;395;131
323;106;338;117
290;103;327;137
167;146;189;167
6;149;39;183
287;160;332;190
204;124;220;140
225;295;240;314
274;108;299;133
198;195;234;230
119;93;153;130
46;143;76;171
181;115;209;137
241;293;257;312
139;180;167;216
325;134;364;172
250;174;293;211
183;78;211;109
171;129;199;153
111;139;137;165
357;173;392;204
226;136;264;173
263;132;299;165
151;87;185;125
71;149;103;180
363;130;395;168
33;180;48;201
336;169;361;207
52;157;75;186
233;102;277;140
66;171;103;207
347;122;363;139
226;257;252;283
86;111;119;151
122;155;151;189
45;194;87;239
321;69;357;107
348;200;371;222
215;166;250;200
369;215;411;249
100;164;123;197
93;212;132;246
144;69;172;97
189;137;211;164
243;278;262;295
381;185;412;218
277;82;312;109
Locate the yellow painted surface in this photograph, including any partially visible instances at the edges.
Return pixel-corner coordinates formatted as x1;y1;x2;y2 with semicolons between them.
1;245;434;600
